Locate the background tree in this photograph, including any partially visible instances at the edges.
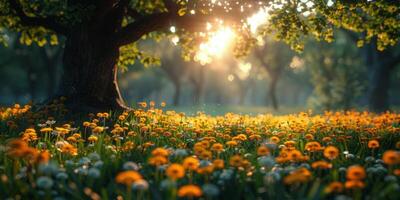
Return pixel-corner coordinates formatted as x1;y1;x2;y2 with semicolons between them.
253;39;294;110
160;45;187;106
303;32;366;110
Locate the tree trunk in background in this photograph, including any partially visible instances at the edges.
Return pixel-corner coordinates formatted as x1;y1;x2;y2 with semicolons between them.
58;29;127;112
364;45;399;112
191;66;205;105
268;77;279;110
42;47;62;97
369;61;392;112
193;83;203;105
27;65;36;101
345;33;399;112
173;81;181;106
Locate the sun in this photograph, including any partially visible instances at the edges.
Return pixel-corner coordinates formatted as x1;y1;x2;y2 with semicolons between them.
246;7;270;34
194;26;236;65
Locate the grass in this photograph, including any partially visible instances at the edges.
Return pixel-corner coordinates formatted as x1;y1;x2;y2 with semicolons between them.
166;105;307;116
0;101;400;200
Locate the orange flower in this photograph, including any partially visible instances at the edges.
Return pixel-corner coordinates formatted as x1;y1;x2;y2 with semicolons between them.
148;156;168;166
305;141;322;152
61;143;78;156
6;139;29;157
35;150;51;164
345;180;365;189
257;146;270;156
183;157;200;171
115;171;142;186
269;136;280;144
213;159;225;169
394;169;400;176
226;140;238;147
178;185;202;198
211;143;224;152
287;150;304;162
346;165;366;180
367;140;379;149
166;164;185;180
382;150;400;165
151;148;169;157
229;155;243;167
325;181;344;193
311;160;332;169
324;146;339;160
283;168;312;185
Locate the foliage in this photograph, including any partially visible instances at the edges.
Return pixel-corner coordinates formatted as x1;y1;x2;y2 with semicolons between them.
0;0;398;70
304;32;367;110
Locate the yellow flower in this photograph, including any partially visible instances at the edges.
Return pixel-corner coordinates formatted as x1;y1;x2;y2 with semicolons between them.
92;126;104;134
88;135;98;143
40;127;53;133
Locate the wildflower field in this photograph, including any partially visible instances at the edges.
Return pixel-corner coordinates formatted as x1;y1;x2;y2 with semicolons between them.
1;101;400;200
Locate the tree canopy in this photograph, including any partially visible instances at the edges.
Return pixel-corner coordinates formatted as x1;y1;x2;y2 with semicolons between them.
0;0;398;59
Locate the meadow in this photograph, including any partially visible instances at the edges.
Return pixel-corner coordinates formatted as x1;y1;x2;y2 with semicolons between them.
1;100;400;200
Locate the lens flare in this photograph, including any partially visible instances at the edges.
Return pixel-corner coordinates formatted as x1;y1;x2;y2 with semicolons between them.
195;26;236;65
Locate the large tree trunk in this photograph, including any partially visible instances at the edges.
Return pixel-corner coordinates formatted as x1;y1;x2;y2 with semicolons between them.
57;29;127;112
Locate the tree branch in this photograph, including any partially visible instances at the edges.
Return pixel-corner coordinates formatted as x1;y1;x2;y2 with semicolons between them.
115;0;262;46
127;8;143;19
8;0;68;35
115;12;173;46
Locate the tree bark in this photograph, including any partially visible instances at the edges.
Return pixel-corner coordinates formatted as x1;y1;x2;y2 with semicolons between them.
365;46;399;112
57;29;127;112
369;63;391;112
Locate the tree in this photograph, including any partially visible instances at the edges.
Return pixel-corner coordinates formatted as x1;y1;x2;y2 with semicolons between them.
188;64;205;105
160;45;187;106
304;33;366;111
253;40;294;110
0;0;398;111
346;34;400;112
